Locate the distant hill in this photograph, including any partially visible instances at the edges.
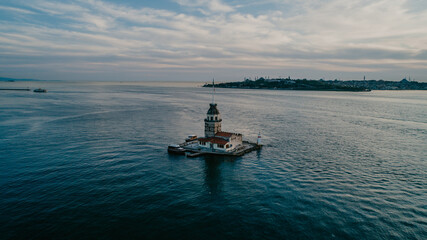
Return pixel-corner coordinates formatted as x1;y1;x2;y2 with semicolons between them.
204;78;427;91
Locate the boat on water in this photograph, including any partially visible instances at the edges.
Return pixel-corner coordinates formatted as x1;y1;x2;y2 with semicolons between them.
34;88;47;92
185;135;198;142
167;145;186;155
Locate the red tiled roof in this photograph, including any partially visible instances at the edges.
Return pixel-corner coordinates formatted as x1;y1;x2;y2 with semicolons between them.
198;137;229;145
215;132;234;137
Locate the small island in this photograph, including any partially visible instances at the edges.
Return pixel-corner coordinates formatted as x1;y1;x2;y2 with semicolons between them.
203;77;427;91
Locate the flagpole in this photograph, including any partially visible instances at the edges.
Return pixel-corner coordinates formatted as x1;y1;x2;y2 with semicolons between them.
212;78;215;104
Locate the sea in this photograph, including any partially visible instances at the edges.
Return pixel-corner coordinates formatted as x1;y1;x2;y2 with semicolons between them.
1;81;426;239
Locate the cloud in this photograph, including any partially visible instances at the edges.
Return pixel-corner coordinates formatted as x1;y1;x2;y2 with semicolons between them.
0;6;35;14
174;0;234;13
0;0;426;81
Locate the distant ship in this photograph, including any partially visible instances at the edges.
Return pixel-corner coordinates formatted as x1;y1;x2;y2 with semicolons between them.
168;80;262;157
33;88;47;92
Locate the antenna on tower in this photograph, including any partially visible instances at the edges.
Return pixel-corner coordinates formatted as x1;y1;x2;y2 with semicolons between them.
212;78;215;104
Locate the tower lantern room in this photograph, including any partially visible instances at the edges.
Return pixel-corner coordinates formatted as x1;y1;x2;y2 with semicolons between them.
204;103;222;137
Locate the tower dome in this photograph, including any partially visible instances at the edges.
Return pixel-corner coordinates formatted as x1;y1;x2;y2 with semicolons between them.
207;103;220;115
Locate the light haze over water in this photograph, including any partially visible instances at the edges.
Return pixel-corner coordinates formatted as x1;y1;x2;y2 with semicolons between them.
0;81;426;239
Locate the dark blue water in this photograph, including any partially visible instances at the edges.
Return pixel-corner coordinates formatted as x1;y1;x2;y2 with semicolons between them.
1;81;426;239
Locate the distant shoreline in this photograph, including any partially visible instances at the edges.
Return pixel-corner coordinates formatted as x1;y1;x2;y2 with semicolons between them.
204;78;427;91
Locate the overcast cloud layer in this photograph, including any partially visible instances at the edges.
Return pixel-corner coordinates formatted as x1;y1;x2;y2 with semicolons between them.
0;0;426;81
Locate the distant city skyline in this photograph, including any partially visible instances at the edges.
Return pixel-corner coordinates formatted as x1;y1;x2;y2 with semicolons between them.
1;0;426;82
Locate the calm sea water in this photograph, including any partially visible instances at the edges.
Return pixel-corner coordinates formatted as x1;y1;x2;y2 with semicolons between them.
1;81;426;239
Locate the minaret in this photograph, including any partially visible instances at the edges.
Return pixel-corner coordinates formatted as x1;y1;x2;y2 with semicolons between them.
205;79;222;137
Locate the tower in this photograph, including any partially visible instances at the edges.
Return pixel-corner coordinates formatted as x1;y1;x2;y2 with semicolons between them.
204;103;222;137
205;79;221;137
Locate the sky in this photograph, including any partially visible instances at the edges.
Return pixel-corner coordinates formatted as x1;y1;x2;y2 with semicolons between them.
0;0;426;82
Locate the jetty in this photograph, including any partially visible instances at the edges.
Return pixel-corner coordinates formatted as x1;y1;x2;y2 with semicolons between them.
0;88;30;91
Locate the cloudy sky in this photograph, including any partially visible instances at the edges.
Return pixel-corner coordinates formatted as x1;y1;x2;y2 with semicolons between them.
1;0;426;81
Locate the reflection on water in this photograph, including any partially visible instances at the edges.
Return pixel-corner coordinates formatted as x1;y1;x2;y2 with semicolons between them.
256;148;262;161
203;157;223;195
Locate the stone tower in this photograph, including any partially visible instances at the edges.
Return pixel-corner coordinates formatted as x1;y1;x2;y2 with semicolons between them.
204;103;222;137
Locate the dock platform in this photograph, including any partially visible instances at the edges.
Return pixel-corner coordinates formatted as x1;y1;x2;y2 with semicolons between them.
0;88;30;91
185;152;206;158
169;141;261;158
